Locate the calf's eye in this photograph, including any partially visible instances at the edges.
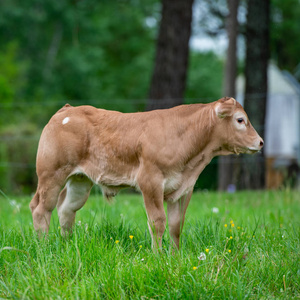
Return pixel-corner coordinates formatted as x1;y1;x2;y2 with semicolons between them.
237;118;244;124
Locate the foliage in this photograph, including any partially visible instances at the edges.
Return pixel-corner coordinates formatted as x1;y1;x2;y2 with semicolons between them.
271;0;300;72
0;0;160;126
186;51;223;102
0;124;39;194
0;42;28;126
0;190;299;298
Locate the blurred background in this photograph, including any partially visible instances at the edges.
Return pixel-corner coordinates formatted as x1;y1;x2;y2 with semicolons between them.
0;0;299;194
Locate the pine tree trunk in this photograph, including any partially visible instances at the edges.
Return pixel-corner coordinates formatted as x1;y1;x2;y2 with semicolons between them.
147;0;194;110
240;0;270;189
218;0;239;191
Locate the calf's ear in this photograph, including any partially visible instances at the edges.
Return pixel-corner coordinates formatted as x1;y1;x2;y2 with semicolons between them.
215;97;237;118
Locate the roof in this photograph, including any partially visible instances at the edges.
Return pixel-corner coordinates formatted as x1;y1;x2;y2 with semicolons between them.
236;63;300;98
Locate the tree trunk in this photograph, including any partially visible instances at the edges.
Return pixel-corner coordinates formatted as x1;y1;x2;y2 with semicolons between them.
218;0;240;191
147;0;194;110
240;0;270;189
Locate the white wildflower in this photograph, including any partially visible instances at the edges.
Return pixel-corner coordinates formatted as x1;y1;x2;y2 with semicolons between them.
198;252;206;261
212;207;219;214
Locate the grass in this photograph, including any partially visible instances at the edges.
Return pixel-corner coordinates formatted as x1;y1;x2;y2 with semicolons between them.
0;189;300;299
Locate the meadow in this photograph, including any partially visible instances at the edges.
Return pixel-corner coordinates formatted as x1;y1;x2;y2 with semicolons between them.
0;189;299;299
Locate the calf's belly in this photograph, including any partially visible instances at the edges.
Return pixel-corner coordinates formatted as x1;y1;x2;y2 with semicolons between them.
79;161;195;203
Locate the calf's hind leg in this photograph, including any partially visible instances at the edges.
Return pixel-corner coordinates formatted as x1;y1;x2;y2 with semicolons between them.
57;174;93;234
30;177;63;234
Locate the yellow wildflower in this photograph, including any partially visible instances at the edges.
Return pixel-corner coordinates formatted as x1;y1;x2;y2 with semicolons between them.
193;266;197;270
115;240;119;244
205;248;209;253
228;249;231;253
230;236;233;239
224;224;228;228
129;235;134;240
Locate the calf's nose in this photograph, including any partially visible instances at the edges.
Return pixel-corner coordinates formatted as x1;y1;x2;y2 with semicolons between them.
259;139;264;147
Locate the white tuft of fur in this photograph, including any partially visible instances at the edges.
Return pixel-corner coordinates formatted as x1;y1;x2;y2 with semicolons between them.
62;117;70;125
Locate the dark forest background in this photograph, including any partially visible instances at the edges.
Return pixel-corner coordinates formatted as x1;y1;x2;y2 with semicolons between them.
0;0;299;194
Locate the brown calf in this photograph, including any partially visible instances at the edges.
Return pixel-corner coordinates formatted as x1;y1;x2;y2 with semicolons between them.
30;97;263;249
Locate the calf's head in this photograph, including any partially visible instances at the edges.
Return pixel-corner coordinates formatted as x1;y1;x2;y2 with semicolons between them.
214;97;264;155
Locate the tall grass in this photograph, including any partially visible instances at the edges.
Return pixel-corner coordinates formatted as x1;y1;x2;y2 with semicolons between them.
0;190;299;299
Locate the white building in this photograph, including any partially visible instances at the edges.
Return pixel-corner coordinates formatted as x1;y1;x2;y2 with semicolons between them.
236;63;300;188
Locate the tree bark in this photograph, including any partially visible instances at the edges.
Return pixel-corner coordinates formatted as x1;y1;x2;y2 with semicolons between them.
218;0;239;191
147;0;194;110
240;0;270;189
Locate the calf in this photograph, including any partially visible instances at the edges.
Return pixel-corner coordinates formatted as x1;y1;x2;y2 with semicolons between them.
30;97;263;249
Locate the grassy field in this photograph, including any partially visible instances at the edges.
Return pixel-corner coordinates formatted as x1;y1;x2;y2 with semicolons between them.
0;189;299;299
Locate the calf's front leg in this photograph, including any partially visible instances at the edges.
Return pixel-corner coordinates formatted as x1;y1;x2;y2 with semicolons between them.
167;190;192;250
138;170;166;250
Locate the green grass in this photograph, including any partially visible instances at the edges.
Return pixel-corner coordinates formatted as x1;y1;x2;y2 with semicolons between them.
0;190;300;299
